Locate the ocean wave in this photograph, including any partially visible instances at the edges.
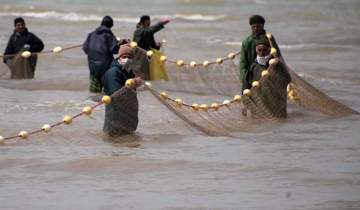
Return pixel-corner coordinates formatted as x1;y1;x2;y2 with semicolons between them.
224;41;242;46
155;14;225;21
0;11;224;22
297;72;349;85
0;11;138;23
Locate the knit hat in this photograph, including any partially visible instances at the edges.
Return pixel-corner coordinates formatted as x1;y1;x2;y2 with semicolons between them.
249;15;265;25
255;36;270;47
14;17;25;26
119;45;133;57
101;16;113;28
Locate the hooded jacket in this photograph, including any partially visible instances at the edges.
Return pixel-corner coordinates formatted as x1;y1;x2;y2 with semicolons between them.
83;25;119;79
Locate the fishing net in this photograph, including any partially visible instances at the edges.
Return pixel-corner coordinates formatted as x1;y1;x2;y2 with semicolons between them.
103;86;139;137
143;56;358;136
145;58;289;136
0;39;358;139
7;54;37;79
286;67;358;117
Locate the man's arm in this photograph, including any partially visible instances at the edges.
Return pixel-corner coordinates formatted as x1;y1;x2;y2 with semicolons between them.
82;33;91;54
29;33;44;52
145;19;170;35
239;38;249;81
107;34;120;55
3;35;14;64
242;63;254;92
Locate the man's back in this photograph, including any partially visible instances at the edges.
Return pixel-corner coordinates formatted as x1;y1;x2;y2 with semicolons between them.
83;25;119;63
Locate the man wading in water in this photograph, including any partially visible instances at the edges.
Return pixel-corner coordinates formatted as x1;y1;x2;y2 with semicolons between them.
131;15;170;80
83;16;126;93
102;44;143;137
239;15;281;86
3;17;44;79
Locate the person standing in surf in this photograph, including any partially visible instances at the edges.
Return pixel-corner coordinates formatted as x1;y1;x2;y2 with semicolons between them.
133;15;170;51
102;44;143;137
132;15;170;80
239;15;281;84
102;44;143;96
83;16;122;93
3;17;44;79
242;37;274;91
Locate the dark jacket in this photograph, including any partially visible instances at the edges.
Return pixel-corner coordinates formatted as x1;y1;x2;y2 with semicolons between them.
3;28;44;64
102;59;135;95
242;58;271;92
132;22;164;51
83;26;120;80
239;31;281;81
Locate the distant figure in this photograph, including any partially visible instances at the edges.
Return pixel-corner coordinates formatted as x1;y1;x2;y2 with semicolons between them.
3;17;44;79
132;15;170;80
242;37;273;92
102;44;143;137
83;16;120;93
240;15;281;83
132;15;170;51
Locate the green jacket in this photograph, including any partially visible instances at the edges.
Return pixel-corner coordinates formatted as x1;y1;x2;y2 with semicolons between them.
239;32;281;81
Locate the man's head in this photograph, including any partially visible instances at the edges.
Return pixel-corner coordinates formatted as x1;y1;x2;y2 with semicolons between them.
14;17;26;33
101;16;114;28
119;45;133;59
255;36;271;57
118;45;133;65
249;15;265;36
139;15;151;28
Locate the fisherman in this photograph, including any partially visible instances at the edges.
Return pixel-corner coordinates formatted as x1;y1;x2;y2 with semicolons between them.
241;36;291;118
242;37;273;92
3;17;44;79
102;44;143;137
132;15;170;51
132;15;170;80
83;16;122;93
102;44;143;95
239;15;281;83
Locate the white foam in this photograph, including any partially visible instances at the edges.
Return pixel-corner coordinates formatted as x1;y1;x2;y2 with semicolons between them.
0;11;224;22
155;14;225;21
224;41;242;46
0;11;138;23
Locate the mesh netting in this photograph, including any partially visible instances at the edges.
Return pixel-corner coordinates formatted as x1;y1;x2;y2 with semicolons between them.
0;55;37;79
103;87;139;137
286;67;358;117
142;58;358;136
1;43;358;139
155;60;241;96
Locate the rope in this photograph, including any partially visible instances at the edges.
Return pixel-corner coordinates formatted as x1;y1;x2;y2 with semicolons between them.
0;98;106;143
